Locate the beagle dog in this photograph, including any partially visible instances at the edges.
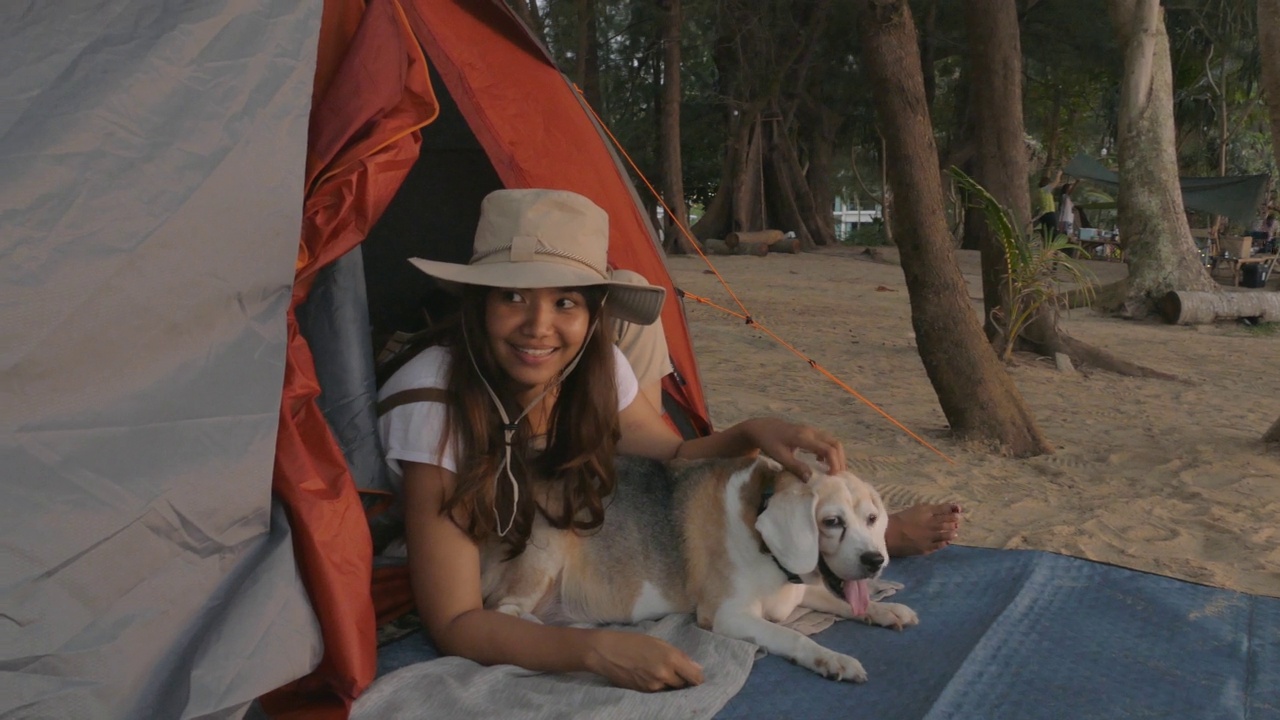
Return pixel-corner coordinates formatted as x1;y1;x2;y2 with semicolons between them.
481;455;918;683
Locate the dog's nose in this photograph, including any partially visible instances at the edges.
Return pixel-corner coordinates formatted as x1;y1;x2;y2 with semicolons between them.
860;551;885;572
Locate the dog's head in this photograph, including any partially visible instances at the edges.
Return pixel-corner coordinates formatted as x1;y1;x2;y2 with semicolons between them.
754;460;889;615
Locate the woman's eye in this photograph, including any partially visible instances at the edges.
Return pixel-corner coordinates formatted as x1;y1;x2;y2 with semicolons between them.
822;517;845;529
500;290;525;303
556;295;582;310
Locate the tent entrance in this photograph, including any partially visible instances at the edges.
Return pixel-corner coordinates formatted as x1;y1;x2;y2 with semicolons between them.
362;62;504;345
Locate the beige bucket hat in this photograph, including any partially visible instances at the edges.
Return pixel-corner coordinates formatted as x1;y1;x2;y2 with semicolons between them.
408;189;666;326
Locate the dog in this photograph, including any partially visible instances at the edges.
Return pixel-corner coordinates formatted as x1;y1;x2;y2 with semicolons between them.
480;454;918;682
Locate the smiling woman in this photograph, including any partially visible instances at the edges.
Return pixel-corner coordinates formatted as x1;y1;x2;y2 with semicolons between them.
375;188;849;691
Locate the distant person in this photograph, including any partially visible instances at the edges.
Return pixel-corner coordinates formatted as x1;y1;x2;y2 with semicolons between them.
1032;169;1061;240
1056;181;1078;239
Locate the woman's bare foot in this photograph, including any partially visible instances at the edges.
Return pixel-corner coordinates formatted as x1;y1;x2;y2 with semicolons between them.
886;503;962;557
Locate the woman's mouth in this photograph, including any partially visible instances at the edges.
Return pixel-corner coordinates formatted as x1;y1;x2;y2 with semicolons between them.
511;344;558;364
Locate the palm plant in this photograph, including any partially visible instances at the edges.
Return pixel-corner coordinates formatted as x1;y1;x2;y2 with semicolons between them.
949;167;1097;361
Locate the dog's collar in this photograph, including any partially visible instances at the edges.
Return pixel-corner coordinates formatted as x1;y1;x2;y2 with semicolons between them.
757;488;805;584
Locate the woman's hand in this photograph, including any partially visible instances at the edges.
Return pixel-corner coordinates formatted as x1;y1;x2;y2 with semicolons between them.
738;417;846;480
584;629;705;692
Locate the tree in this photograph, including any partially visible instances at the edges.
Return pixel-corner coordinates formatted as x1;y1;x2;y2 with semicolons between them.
574;0;603;110
658;0;695;253
689;0;838;249
1107;0;1218;317
1259;0;1280;444
962;0;1032;340
964;0;1170;378
855;0;1051;457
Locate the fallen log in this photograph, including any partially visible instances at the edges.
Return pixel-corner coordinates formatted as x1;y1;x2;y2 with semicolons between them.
703;238;736;256
725;229;784;248
768;237;801;254
737;240;771;256
1160;290;1280;325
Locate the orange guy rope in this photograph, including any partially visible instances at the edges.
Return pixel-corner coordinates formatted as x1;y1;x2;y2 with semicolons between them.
576;86;956;465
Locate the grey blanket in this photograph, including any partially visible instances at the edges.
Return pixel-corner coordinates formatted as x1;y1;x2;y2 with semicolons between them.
351;615;757;720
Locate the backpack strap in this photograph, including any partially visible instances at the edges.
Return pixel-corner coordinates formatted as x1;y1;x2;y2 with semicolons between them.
376;387;451;416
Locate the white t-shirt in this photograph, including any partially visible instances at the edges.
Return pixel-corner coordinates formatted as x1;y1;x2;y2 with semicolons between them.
377;344;639;492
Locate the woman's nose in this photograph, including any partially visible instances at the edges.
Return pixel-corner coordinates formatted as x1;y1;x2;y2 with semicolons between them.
519;298;554;335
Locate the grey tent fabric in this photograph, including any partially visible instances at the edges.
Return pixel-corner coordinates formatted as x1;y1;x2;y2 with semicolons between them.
1064;153;1269;228
297;247;393;499
1;2;325;717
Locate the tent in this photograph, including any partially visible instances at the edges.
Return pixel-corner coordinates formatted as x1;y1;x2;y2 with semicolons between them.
1;1;709;717
1063;153;1270;229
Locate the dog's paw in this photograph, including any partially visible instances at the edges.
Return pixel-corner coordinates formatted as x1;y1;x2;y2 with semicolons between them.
863;601;918;630
805;648;867;683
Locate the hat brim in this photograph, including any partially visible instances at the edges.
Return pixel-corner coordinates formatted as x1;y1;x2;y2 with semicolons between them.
408;257;666;326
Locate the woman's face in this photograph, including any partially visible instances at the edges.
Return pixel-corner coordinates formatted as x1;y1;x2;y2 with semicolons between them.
484;287;592;397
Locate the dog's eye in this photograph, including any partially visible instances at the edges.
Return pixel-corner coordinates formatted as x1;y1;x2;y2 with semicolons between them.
822;516;846;529
867;514;879;525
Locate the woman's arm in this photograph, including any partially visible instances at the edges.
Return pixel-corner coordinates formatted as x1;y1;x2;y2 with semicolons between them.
400;460;703;690
616;393;845;479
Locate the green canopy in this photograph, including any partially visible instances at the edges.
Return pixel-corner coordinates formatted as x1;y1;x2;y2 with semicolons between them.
1064;153;1269;228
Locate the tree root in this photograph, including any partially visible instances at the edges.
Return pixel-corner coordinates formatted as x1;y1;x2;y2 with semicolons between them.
1017;316;1177;380
1265;415;1280;444
1063;278;1127;311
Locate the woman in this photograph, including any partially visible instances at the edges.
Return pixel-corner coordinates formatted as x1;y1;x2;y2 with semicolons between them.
378;189;947;693
1056;181;1078;239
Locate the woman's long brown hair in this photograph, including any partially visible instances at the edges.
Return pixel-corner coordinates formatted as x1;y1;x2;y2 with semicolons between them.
437;284;620;557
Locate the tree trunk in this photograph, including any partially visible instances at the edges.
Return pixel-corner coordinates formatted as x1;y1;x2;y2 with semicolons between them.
689;1;835;249
1108;0;1217;317
856;0;1051;457
920;0;938;108
690;104;755;242
1260;0;1280;178
963;0;1030;341
732;113;768;233
1042;81;1063;171
1259;0;1280;443
766;113;837;248
659;0;695;253
574;0;602;110
803;102;841;245
879;132;894;244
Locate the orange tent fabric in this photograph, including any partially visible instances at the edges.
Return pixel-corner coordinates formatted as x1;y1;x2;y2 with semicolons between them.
264;1;710;716
263;1;438;716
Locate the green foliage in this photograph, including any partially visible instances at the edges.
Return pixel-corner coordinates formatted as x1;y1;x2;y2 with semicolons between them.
839;222;889;247
524;0;1274;239
949;167;1097;361
1239;320;1280;337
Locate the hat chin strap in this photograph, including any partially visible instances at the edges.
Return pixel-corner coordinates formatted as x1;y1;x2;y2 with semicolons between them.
461;316;601;537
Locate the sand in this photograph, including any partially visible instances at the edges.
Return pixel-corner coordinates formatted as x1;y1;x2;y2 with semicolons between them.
667;245;1280;598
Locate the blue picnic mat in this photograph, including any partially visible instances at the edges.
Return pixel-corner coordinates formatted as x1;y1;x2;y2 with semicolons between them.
716;545;1279;720
375;546;1279;719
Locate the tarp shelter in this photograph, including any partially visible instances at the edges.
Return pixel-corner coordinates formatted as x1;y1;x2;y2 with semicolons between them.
1;1;709;717
1064;153;1270;229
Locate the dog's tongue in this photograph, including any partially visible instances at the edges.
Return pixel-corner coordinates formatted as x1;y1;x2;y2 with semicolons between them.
843;579;870;617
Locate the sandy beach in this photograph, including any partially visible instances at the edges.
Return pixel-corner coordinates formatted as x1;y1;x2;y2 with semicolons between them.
668;245;1280;598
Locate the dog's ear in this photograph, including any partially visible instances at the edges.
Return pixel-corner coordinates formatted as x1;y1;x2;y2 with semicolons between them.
755;481;819;576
